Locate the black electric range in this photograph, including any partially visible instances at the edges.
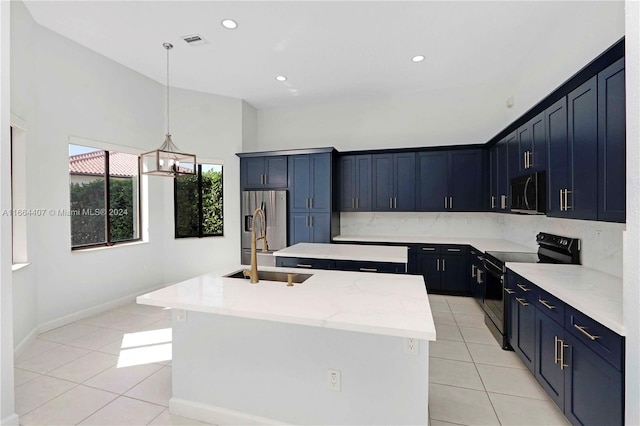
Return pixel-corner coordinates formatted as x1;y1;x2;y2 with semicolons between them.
481;232;581;348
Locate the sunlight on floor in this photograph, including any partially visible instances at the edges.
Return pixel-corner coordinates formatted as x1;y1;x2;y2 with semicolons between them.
117;328;172;368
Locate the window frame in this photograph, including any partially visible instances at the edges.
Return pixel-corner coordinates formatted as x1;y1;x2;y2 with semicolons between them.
70;145;142;250
173;163;224;239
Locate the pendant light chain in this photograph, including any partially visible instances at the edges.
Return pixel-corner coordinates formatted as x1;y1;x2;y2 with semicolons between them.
165;43;172;135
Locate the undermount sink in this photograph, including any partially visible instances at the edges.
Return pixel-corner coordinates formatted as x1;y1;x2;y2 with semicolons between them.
224;270;313;284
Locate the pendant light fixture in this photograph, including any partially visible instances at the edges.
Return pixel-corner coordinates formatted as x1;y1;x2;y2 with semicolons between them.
141;43;196;177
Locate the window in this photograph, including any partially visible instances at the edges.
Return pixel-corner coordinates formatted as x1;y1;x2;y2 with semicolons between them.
10;125;28;264
69;144;141;249
174;164;223;238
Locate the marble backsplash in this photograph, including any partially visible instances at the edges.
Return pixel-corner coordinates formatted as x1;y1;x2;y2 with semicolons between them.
340;212;624;277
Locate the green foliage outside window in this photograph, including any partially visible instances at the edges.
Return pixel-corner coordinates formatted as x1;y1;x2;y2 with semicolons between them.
175;165;223;238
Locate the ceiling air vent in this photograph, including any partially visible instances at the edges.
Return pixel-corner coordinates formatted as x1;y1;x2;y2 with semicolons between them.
182;35;209;47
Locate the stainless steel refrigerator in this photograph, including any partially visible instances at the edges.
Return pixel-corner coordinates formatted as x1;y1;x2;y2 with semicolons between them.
241;190;287;266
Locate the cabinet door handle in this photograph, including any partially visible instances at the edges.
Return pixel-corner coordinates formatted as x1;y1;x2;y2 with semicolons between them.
264;174;268;185
574;324;600;341
355;198;359;209
517;283;531;292
501;194;507;209
529;151;533;168
539;298;556;310
390;197;393;209
449;197;453;209
565;189;572;210
476;270;482;283
491;196;496;209
516;297;529;307
554;336;560;365
359;267;377;272
504;288;515;294
352;198;355;209
447;248;461;252
442;259;446;271
422;247;435;251
297;263;313;268
444;197;448;209
436;259;440;271
471;264;477;278
560;339;569;370
559;189;564;211
394;197;397;209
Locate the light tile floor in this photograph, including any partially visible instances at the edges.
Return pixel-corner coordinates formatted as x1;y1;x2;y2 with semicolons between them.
14;296;570;425
427;294;570;426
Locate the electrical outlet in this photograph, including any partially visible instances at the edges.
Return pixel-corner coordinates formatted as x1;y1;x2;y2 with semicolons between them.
175;309;187;322
404;337;419;355
328;369;341;392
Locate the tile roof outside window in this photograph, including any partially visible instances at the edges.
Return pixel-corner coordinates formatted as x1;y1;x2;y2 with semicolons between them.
69;151;138;177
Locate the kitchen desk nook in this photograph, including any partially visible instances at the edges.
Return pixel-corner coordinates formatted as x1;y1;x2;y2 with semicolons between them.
137;265;435;425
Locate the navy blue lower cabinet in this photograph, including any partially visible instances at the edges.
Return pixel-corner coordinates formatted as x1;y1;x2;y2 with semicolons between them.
563;334;623;426
417;254;440;292
441;255;469;295
310;214;331;243
535;310;566;409
333;260;405;274
513;290;536;373
276;257;333;270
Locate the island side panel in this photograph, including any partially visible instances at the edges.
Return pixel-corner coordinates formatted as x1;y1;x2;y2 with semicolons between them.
171;311;429;425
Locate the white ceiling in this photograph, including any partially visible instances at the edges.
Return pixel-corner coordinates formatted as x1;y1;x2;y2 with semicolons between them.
23;1;622;109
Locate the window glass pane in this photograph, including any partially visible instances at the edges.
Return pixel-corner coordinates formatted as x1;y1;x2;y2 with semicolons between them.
175;172;200;237
69;145;106;247
109;151;140;242
201;164;223;236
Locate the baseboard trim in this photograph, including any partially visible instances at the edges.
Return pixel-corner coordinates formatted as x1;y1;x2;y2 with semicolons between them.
1;413;19;425
169;398;287;426
14;284;165;358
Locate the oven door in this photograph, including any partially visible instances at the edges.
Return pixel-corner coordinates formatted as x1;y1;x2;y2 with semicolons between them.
482;258;505;334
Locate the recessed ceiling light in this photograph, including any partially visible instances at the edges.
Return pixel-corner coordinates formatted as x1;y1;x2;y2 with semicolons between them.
275;75;287;82
412;55;425;63
221;19;238;29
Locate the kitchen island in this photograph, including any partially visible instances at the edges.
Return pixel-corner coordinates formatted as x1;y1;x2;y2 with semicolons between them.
137;265;434;425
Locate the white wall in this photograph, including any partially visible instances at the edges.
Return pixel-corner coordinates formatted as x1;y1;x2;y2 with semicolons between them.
241;100;258;153
161;87;243;285
9;2;245;348
1;1;17;423
623;1;640;424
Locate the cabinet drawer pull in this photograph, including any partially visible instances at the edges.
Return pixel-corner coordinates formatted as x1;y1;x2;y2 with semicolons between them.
390;197;393;209
539;299;556;310
359;267;377;272
471;264;477;278
574;324;600;341
421;247;436;251
516;297;529;307
500;194;507;209
517;283;531;292
491;195;496;209
296;264;313;268
447;248;461;252
504;288;515;294
355;198;359;209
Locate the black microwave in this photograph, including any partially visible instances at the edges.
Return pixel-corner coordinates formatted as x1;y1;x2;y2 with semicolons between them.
510;171;546;214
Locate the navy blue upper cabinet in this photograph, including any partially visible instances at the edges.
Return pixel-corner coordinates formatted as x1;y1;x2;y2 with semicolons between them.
567;76;599;220
288;153;331;213
417;149;485;212
416;152;448;211
598;58;626;223
372;153;415;211
546;97;568;216
507;131;520;181
489;146;498;211
240;156;287;189
497;139;510;212
340;155;372;211
449;150;485;211
548;78;598;220
518;113;546;173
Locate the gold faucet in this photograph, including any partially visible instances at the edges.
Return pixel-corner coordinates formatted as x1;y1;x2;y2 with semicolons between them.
243;208;268;283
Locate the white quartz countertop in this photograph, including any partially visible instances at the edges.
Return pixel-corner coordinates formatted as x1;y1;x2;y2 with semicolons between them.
334;235;533;253
273;243;408;263
507;263;624;335
137;265;435;341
